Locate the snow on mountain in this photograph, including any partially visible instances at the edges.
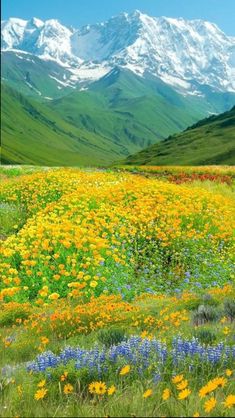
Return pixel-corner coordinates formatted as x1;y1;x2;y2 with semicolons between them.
2;18;28;49
1;10;235;93
1;17;79;64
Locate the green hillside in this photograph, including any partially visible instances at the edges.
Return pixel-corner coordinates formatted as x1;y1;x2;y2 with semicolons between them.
122;106;235;166
1;70;211;166
1;84;140;166
2;65;235;166
50;69;210;149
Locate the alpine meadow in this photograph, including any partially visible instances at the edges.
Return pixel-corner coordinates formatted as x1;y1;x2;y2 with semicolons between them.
0;3;235;418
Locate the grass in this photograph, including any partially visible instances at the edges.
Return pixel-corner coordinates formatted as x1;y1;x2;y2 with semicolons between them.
0;202;26;240
0;166;235;417
186;180;235;200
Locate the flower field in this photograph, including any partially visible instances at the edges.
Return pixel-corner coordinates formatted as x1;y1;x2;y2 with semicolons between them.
0;167;235;417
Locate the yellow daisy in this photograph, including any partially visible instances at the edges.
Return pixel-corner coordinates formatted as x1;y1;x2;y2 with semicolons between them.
204;396;217;413
223;394;235;409
172;374;184;384
88;382;97;394
178;388;191;400
107;385;116;396
34;388;48;400
63;384;74;394
143;389;153;399
37;379;46;388
119;365;130;376
162;388;171;401
95;381;107;395
177;379;188;391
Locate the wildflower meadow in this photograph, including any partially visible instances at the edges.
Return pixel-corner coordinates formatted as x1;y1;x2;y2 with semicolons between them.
0;166;234;417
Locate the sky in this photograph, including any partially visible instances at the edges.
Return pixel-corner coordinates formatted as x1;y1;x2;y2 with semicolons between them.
2;0;235;35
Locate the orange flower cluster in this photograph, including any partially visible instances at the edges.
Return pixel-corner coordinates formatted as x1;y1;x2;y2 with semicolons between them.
21;295;138;339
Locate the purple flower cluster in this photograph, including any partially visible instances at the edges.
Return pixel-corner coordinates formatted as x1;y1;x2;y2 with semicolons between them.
26;336;234;377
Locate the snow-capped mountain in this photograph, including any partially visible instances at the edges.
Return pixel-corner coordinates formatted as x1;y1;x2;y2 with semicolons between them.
1;17;78;64
2;10;235;94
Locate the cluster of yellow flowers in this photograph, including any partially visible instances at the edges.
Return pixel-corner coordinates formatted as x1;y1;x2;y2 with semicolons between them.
199;376;227;398
142;372;235;415
1;170;234;303
87;365;131;397
88;381;116;396
34;379;48;400
133;307;189;334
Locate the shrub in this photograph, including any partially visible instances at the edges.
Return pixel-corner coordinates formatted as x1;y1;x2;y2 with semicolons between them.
224;299;235;321
192;305;221;325
184;294;219;311
97;328;127;347
194;328;217;345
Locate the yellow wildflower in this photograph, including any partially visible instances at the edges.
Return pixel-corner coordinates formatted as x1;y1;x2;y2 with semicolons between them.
60;371;68;382
204;396;217;413
223;327;230;335
48;293;60;300
223;394;235;409
90;280;98;288
95;381;107;395
88;382;97;394
119;365;130;376
178;388;191;400
40;337;49;345
162;388;171;401
199;376;226;398
172;374;184;384
143;389;153;398
34;388;48;400
177;379;188;390
37;379;46;388
213;376;227;388
225;369;233;377
63;384;74;394
107;385;116;396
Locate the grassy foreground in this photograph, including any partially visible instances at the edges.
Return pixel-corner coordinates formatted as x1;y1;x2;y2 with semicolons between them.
0;166;235;417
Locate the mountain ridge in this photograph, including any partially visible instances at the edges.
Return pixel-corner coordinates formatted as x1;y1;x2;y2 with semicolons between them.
2;11;235;95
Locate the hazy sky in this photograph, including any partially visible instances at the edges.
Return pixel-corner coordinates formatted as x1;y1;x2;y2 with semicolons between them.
2;0;235;35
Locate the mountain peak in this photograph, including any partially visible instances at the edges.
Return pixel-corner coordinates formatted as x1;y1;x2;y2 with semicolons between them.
28;17;44;28
132;9;145;18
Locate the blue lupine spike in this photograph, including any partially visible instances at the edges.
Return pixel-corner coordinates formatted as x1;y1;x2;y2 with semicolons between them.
24;336;234;378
